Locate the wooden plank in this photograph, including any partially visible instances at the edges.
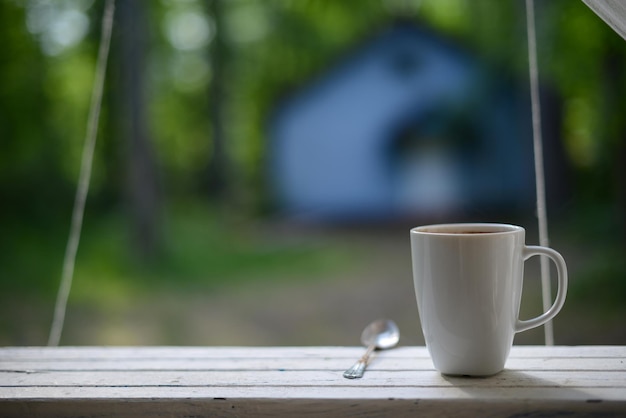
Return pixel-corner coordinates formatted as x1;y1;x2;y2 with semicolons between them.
3;384;626;401
2;346;625;388
1;346;625;417
1;345;624;360
0;346;371;360
2;398;624;418
1;346;624;374
2;369;626;389
508;345;626;358
2;356;624;372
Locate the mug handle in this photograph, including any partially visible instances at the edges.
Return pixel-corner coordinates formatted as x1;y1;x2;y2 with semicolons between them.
515;245;568;333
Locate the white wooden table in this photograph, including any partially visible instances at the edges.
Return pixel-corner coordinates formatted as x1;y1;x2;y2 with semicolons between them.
1;346;624;417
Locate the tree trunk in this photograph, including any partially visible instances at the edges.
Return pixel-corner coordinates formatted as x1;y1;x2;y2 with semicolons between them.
603;41;626;247
206;0;230;203
116;1;160;261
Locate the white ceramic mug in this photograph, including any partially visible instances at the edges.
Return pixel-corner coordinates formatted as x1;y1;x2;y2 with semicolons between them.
410;223;567;376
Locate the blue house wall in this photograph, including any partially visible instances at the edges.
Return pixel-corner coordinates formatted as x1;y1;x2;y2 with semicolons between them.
269;24;538;222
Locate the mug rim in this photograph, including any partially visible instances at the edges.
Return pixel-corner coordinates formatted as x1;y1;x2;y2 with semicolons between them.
411;223;524;236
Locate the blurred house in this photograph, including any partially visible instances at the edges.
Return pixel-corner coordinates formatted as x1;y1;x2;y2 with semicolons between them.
269;23;565;222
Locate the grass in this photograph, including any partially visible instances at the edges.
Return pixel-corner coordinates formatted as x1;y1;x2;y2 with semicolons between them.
0;199;359;308
0;200;364;345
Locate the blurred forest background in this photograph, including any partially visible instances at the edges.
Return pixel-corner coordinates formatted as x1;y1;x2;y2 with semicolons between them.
1;0;624;346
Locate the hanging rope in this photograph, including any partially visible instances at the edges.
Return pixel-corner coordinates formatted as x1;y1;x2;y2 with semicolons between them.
48;0;116;347
525;0;554;345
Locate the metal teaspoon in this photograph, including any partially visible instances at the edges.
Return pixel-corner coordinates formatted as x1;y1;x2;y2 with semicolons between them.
343;319;400;379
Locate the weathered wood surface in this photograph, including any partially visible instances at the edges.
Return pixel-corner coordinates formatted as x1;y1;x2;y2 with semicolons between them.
1;346;625;417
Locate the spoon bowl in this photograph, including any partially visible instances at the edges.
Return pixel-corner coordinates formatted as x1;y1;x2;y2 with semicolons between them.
361;319;400;349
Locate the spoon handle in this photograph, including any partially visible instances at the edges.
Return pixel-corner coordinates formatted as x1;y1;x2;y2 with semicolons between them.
343;344;376;379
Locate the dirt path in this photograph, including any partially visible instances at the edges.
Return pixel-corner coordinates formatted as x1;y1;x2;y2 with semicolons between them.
3;224;624;346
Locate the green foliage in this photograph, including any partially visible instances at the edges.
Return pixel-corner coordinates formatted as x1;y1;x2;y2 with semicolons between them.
2;0;623;213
